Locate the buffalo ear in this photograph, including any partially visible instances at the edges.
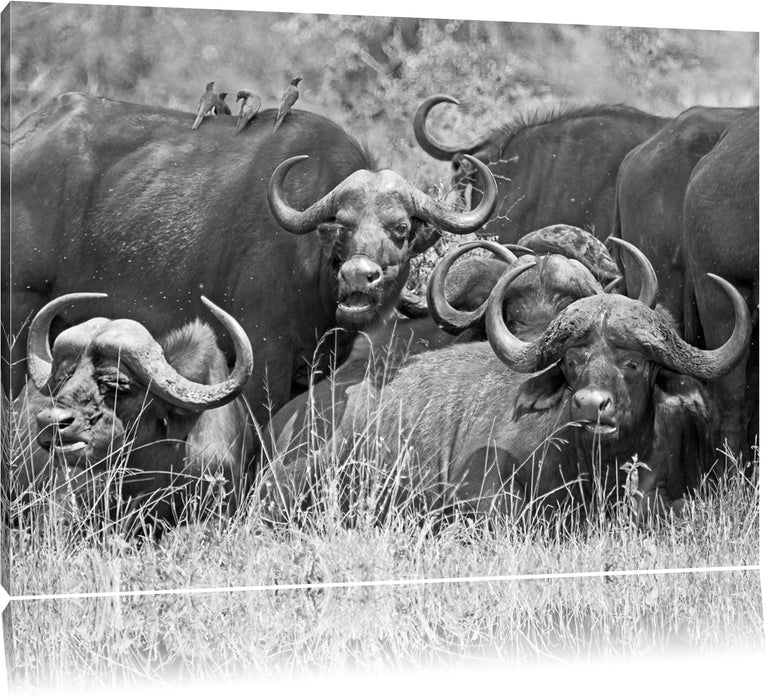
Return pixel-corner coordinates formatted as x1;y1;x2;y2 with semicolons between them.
653;368;715;490
408;220;441;256
161;409;198;437
513;362;566;420
316;223;339;257
160;320;226;416
654;368;711;416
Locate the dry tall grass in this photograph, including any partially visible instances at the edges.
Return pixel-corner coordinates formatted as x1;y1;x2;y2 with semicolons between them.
5;338;762;689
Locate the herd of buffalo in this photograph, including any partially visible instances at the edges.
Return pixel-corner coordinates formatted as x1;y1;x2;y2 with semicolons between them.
1;89;759;533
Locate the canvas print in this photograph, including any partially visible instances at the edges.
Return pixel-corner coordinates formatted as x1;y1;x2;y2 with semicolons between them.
0;1;762;694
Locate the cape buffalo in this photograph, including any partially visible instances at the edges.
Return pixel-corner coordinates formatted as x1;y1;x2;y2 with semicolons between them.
263;249;749;524
683;108;759;464
413;94;667;241
11;293;255;529
260;237;669;520
3;93;496;424
396;224;627;340
264;229;652;442
425;225;638;342
265;226;637;441
611;105;755;324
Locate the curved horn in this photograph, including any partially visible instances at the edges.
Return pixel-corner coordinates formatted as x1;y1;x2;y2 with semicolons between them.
268;155;340;234
27;293;108;390
646;274;751;380
607;237;658;309
603;276;625;294
428;240;519;334
413;94;464;161
126;297;254;411
485;261;546;373
504;244;536;257
411;155;498;234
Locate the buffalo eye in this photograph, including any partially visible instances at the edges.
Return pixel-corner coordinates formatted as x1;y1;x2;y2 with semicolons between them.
333;217;355;237
561;359;579;385
98;373;132;394
563;350;586;371
389;221;411;244
52;367;75;391
619;357;642;375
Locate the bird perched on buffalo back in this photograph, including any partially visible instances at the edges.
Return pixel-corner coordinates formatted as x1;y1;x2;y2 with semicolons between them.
215;92;232;116
273;77;302;133
233;90;262;135
192;81;218;130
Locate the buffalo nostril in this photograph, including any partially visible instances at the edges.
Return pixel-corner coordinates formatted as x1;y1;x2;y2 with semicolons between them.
340;256;383;288
37;407;76;433
573;390;613;415
56;415;75;429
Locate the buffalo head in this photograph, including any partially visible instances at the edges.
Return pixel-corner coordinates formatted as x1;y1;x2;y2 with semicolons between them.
267;154;497;328
428;231;657;341
27;293;253;473
485;266;751;443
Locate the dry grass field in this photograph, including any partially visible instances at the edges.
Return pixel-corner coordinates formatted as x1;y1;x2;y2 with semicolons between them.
4;343;763;690
1;2;762;694
10;571;763;688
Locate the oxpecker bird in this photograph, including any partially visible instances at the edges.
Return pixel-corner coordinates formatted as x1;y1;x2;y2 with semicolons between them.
215;92;232;116
273;77;302;133
192;81;218;130
233;90;262;134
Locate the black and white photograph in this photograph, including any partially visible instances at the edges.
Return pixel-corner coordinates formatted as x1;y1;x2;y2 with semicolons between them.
0;0;766;696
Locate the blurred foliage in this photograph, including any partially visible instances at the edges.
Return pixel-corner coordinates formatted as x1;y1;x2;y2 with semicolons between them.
5;4;758;179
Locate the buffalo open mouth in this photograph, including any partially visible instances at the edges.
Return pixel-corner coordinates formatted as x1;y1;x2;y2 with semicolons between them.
51;441;90;467
52;441;88;454
38;436;90;465
575;417;620;438
38;436;88;454
581;421;619;437
337;292;376;317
